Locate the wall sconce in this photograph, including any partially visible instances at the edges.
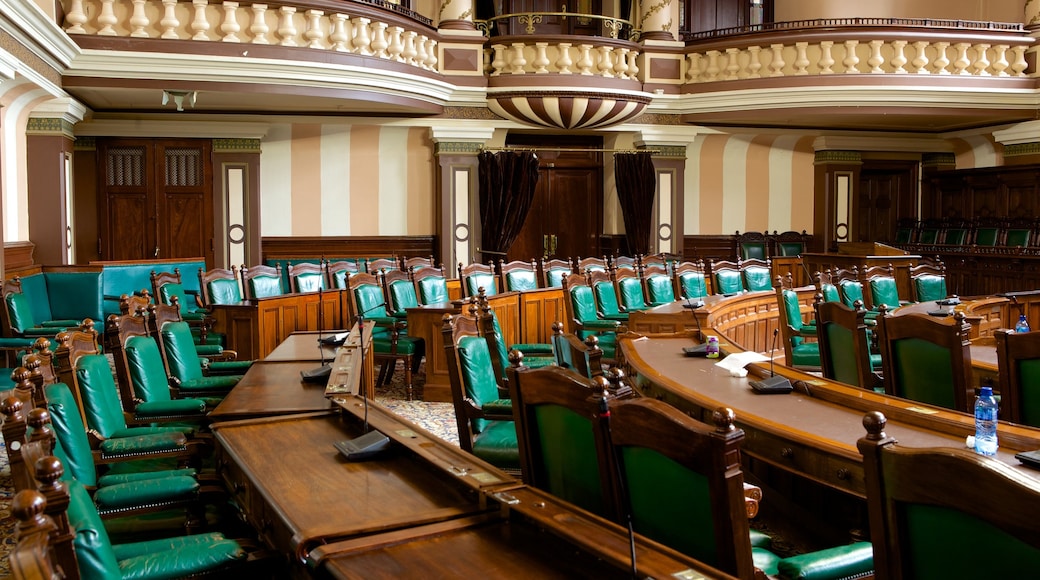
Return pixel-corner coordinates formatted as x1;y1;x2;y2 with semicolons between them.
162;90;197;111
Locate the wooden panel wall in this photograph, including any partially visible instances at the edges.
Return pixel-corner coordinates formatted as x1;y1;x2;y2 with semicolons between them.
923;164;1040;220
261;236;437;265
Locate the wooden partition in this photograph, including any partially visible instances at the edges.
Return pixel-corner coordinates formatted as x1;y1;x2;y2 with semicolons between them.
210;290;344;360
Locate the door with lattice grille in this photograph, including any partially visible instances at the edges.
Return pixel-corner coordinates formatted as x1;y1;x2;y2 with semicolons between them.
97;138;214;265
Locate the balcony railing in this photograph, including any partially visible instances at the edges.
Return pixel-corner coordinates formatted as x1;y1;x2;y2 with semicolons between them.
476;11;635;40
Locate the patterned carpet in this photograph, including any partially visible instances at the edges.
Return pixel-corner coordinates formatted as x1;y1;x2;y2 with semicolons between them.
0;360;456;576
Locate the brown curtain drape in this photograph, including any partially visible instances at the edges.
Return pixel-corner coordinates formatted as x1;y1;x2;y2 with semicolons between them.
614;152;657;256
478;150;540;255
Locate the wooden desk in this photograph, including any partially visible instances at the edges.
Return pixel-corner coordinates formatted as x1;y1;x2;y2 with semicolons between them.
803;249;920;306
892;296;1009;339
406;288;565;402
209;290;344;360
263;330;346;361
213;399;731;579
208;360;336;421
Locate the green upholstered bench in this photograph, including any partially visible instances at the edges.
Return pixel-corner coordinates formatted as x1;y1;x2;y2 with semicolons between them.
93;259;207;319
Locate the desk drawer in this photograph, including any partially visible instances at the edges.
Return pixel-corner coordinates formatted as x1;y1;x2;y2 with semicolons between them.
742;427;863;496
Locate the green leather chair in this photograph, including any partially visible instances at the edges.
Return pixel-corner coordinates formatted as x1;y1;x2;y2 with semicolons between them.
381;269;420;319
710;260;744;295
615;269;650;313
736;231;769;261
814;297;883;392
1005;220;1033;248
327;260;360;290
458;261;498;298
972;219;1001;247
500;259;539;292
776;283;820;370
287;262;326;293
858;411;1040;580
198;266;242;306
442;313;519;472
642;265;675;306
507;364;615;520
540;258;574;288
589;270;628;323
774;230;808;257
674;261;709;299
577;256;608;274
412;266;450;305
150;303;247;397
241;264;284;299
741;258;773;292
875;307;975;412
866;265;908;311
550;325;603;379
348;272;424;398
563;273;620;360
910;262;948;303
994;328;1040;427
151;269;219;347
472;292;554;388
1;277;79;339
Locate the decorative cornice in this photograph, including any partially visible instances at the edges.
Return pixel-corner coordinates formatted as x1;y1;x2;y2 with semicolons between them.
1003;142;1040;158
213;138;262;153
441;106;502;120
652;145;687;158
435;141;484;155
921;152;957;166
814;150;862;164
73;136;96;151
25;117;75;137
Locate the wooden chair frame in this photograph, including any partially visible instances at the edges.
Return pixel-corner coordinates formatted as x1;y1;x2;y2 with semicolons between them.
197;266;241;306
673;260;709;298
346;272;420;397
411;265;449;306
994;328;1040;426
709;259;743;295
814;296;882;391
540;257;574;288
326;260;360;289
458;261;498;298
366;257;401;274
240;263;283;300
576;256;609;274
287;261;326;293
403;255;435;272
499;259;540;292
736;230;769;261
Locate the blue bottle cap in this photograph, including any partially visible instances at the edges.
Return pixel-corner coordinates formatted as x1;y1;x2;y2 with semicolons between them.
979;386;993;397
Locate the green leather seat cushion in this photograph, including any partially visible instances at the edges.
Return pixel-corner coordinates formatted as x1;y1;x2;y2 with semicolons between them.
594;282;625;317
715;270;744;294
506;271;538;291
179;375;242;391
791;342;820;367
466;273;497;296
471;419;520;470
776;541;874;580
753;547;782;577
914;275;948;302
680;273;708;299
93;474;200;510
99;430;189;456
511;343;554;354
372;335;422;355
206;360;254;373
418;277;449;304
249;275;283;298
207;278;242;304
482;398;513;416
97;468;197;487
646;275;675;305
618;278;649;311
749;528;772;549
134;399;207;417
743;267;772;292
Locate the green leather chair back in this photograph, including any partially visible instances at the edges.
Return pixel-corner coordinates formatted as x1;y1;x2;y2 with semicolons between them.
5;291;36;333
158;282;196;315
294;272;324;293
1007;228;1031;247
617;277;647;311
388;279;419;317
206;278;242;305
593;281;623;317
465;273;497;297
248;274;283;299
354;283;391;319
839;280;864;309
679;272;708;299
76;353;133;439
742;266;772;292
457;335;500;434
1016;359;1040;427
68;480;124;580
820;283;841;303
331;269;349;289
782;289;805;347
546;267;570;288
646;274;675;305
891;338;956;410
125;335;174;403
899;503;1040;579
869;277;901;310
739;243;767;261
918;228;939;244
894;226;913;244
570;285;599;324
913;275;948;303
532;404;604;515
417;276;449;305
822;321;859;387
974;227;1000;247
714;270;744;295
622;446;718;565
45;382;99;487
160;320;205;383
505;271;538;292
944;228;968;245
777;242;803;257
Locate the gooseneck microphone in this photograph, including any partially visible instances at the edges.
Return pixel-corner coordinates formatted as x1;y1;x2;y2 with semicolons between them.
682;294;709;357
749;328;793;394
599;394;639;579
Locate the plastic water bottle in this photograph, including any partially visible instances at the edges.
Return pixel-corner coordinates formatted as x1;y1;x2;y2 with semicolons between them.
974;386;998;456
1016;314;1030;334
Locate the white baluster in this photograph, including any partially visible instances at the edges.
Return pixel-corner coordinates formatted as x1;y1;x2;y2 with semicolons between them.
952;42;970;75
330;14;351;52
597;46;615;77
402;30;418;66
533;42;550;73
276;6;297;47
747;46;762;78
190;0;211;40
818;41;834;74
793;42;809;75
371;22;389;57
160;0;180;39
304;10;324;49
842;40;860;73
991;44;1009;77
725;48;740;80
615;48;630;79
354;17;372;55
556;43;573;74
491;44;507;76
910;41;929;74
1010;46;1028;77
426;39;438;71
98;0;117;36
890;40;907;73
65;0;88;34
250;4;270;44
705;50;721;81
415;36;429;69
867;40;884;73
627;50;639;78
221;2;242;43
768;44;785;77
130;0;149;38
387;26;404;62
577;44;594;75
510;43;528;74
686;53;702;82
972;43;991;76
932;41;950;74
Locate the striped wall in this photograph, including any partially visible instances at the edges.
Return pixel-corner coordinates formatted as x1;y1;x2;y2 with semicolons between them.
259;123;436;237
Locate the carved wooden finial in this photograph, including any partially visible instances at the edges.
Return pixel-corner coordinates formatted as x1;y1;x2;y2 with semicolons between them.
862;411;887;441
584;334;602;354
551;321;564;335
712;407;737;433
33;456;64;490
508;348;524;368
12;489;50;535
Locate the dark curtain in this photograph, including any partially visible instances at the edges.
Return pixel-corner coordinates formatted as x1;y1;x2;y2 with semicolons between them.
478;150;540;255
614;152;657;256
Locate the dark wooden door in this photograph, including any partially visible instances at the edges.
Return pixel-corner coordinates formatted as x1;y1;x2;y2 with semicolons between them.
857;161;918;245
505;137;603;263
98;138;214;264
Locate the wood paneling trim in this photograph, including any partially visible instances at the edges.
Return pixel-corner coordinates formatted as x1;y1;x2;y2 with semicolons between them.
4;242;37;273
261;236;437;263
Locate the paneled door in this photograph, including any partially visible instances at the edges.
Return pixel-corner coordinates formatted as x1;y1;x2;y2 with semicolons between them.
857;161;918;245
98;138;214;265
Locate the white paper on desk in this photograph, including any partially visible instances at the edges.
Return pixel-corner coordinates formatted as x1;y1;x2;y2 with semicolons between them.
714;351;769;373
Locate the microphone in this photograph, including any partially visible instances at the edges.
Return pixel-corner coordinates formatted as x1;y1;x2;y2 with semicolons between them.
598;394;638;579
683;294;709;357
301;283;333;383
333;308;390;461
749;328;793;394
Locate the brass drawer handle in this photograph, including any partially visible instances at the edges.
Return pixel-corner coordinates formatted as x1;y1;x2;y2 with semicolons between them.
780;447;794;459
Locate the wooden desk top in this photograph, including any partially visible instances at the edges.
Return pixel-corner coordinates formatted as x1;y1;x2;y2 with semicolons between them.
263;330;349;362
208;360;335;421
